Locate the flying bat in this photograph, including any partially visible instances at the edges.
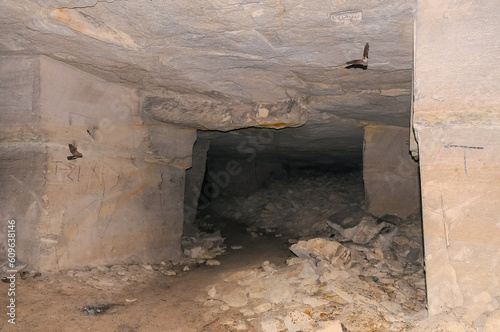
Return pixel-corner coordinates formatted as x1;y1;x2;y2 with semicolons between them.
346;42;369;68
67;144;83;160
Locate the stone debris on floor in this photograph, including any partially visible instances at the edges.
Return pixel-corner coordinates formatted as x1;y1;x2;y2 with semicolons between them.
3;229;228;296
182;229;227;265
208;171;365;239
58;230;228;290
197;171;443;331
22;229;228;297
201;213;427;332
7;171;484;331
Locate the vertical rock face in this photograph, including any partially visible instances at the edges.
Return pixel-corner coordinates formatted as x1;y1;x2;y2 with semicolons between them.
414;0;500;325
363;125;420;219
0;56;196;270
184;136;210;236
0;56;45;265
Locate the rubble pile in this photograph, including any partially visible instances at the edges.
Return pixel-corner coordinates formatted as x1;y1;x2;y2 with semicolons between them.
59;231;228;290
201;171;431;331
201;213;427;332
209;171;364;238
181;230;227;266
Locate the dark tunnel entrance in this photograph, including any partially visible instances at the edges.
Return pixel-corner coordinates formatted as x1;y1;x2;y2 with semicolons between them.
180;126;426;330
194;126;364;219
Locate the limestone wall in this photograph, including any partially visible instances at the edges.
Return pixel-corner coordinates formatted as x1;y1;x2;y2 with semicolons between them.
0;56;196;270
363;125;420;219
414;0;500;326
184;136;210;236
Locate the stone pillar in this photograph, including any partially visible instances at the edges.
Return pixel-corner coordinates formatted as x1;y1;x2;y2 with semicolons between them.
183;135;210;236
363;125;420;219
0;56;196;270
414;1;500;326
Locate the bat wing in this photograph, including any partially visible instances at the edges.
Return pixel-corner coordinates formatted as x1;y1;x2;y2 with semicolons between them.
68;144;82;158
363;42;369;58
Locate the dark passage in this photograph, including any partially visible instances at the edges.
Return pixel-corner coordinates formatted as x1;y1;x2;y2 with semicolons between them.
182;127;426;331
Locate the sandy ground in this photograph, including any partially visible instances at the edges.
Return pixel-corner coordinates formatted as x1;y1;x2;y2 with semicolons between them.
2;169;483;332
1;218;475;332
0;223;292;332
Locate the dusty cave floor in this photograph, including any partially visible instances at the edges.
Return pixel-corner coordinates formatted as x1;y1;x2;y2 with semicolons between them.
1;215;470;332
1;172;472;332
0;221;292;332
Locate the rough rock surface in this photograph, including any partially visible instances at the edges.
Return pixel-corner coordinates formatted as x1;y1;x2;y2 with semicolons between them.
207;169;418;260
202;217;427;331
197;170;431;330
209;171;366;238
1;169;480;331
413;1;500;325
0;55;196;270
0;0;413;100
363;125;421;219
290;238;351;267
0;0;414;162
143;93;310;131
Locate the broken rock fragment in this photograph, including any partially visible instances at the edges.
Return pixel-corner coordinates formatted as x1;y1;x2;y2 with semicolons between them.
265;278;295;304
221;287;248;308
327;215;397;247
290;238;351;267
284;310;313;331
316;320;344;332
261;318;284;332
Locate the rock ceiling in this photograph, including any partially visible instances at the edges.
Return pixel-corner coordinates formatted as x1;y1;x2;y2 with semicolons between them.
1;0;415;166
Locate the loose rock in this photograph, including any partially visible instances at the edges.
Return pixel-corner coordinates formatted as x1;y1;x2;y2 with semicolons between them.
290;238;351;267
